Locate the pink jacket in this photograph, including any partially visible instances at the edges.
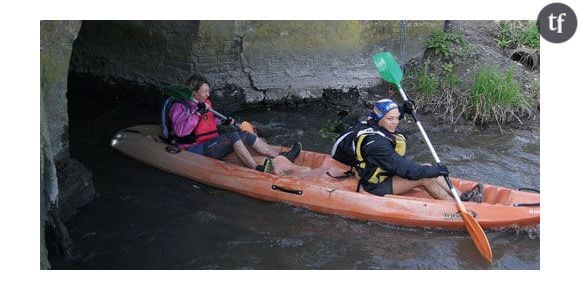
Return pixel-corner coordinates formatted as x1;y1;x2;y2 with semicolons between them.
170;99;221;149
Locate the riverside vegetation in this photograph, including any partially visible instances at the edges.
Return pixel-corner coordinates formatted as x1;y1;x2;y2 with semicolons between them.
403;21;538;132
319;21;540;139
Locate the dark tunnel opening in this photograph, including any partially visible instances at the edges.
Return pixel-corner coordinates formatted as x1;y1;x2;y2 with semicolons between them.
66;23;162;166
509;50;538;71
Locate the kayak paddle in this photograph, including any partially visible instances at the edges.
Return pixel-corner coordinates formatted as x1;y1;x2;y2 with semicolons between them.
209;107;255;134
161;84;255;134
372;51;493;263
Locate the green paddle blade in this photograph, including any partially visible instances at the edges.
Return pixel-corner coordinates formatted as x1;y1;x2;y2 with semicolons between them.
161;84;192;100
372;52;403;89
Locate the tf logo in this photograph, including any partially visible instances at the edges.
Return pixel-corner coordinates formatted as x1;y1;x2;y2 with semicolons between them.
538;3;577;43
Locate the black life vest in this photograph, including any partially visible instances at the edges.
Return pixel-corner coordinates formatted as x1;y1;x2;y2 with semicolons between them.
331;121;388;165
331;121;406;185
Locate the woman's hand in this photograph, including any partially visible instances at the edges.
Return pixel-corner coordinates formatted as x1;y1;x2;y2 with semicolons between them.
196;101;212;114
196;102;208;114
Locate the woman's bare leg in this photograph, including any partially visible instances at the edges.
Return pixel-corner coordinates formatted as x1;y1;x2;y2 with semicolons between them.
270;156;312;177
232;140;258;169
251;138;280;158
392;176;425;195
392;176;454;201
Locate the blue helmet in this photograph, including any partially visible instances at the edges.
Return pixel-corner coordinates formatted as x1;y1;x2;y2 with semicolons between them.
371;99;399;120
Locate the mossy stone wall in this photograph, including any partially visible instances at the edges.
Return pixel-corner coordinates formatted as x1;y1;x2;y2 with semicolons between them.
70;20;444;101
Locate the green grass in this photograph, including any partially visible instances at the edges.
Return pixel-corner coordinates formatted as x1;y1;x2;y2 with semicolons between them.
412;58;439;97
469;66;532;124
416;71;439;97
496;21;540;49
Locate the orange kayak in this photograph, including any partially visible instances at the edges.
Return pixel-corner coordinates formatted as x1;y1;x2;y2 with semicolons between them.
111;125;540;230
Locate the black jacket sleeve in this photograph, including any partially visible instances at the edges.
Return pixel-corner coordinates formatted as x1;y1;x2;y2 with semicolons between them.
361;134;440;180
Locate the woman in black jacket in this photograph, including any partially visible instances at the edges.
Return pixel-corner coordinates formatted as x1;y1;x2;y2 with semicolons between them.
333;99;453;200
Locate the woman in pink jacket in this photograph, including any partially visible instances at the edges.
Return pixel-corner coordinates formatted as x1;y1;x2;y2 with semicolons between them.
168;74;301;173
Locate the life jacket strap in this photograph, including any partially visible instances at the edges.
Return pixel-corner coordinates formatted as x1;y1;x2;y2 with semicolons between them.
172;129;218;144
325;167;355;179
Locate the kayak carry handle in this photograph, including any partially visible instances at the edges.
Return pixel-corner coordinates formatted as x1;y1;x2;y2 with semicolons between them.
513;202;540;207
517;187;540;193
272;185;303;195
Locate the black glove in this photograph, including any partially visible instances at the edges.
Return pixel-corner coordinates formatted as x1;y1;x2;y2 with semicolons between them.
435;164;449;177
224;117;235;125
196;102;208;114
399;100;416;120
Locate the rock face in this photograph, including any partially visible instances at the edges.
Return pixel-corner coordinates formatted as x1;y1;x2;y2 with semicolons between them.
41;20;96;269
70;20;443;102
41;21;82;160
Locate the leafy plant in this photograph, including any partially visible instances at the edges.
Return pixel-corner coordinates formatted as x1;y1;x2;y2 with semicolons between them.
494;37;512;48
521;24;540;48
442;62;454;74
426;31;468;59
319;119;343;140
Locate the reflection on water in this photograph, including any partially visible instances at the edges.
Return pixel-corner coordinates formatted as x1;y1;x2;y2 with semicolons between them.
54;107;539;269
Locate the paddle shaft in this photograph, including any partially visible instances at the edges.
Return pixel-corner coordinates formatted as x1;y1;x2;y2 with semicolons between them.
397;88;464;205
209;108;228;120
